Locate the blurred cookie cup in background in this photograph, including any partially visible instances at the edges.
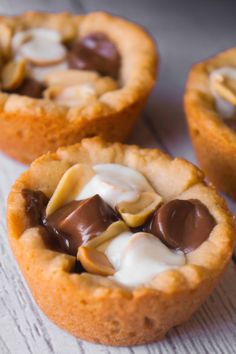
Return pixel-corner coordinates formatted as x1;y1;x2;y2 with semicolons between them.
0;12;157;163
185;47;236;199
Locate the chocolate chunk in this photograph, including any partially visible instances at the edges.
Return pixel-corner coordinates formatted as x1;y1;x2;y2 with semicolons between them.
40;226;70;253
224;118;236;131
145;199;215;253
14;78;45;98
68;32;120;78
44;194;118;256
22;189;49;227
22;189;68;252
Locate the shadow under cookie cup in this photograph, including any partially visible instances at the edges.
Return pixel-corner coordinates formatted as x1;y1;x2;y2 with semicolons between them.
7;137;235;346
0;11;157;164
184;47;236;199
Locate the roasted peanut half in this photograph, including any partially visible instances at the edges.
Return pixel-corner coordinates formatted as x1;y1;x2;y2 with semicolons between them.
2;59;26;90
78;246;115;276
44;69;100;87
0;23;13;58
117;192;162;227
96;240;111;253
43;84;97;107
93;76;118;95
46;163;95;216
85;220;129;249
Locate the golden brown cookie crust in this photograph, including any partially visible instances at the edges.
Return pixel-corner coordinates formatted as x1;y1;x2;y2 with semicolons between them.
0;12;157;163
184;47;236;199
7;137;235;346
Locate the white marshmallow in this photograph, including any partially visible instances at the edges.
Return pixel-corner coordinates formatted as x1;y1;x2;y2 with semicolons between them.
104;231;133;269
77;164;155;209
29;28;61;42
105;232;185;286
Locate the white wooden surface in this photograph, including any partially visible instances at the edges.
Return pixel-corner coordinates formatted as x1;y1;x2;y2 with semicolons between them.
0;1;236;353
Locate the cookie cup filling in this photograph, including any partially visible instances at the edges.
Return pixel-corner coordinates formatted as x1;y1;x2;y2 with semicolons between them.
0;12;157;163
7;137;235;346
184;47;236;198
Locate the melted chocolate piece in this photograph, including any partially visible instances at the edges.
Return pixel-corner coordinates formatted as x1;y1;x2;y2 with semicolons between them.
44;194;118;256
22;189;64;252
15;78;45;98
68;32;120;78
145;199;215;253
224;118;236;131
22;189;49;227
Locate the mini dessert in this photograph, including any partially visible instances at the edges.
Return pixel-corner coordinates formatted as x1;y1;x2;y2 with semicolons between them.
0;12;157;163
185;47;236;198
7;137;235;346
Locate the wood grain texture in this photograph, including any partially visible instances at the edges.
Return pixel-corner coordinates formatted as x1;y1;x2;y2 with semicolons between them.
0;1;235;353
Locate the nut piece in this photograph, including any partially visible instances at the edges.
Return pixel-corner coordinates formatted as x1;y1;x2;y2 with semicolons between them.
0;23;13;58
46;163;95;216
86;220;129;248
117;192;163;227
2;59;26;90
19;37;66;66
44;70;118;94
28;61;69;82
44;69;100;87
213;74;236;105
96;240;111;253
43;74;118;107
78;246;115;276
94;76;118;95
44;84;97;107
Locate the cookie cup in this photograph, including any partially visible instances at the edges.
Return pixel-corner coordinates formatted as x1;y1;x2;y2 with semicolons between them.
7;137;235;346
184;48;236;199
0;12;157;163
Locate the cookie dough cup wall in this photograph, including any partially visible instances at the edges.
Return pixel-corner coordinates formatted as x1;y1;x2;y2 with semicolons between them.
7;138;235;346
0;12;157;163
184;48;236;199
